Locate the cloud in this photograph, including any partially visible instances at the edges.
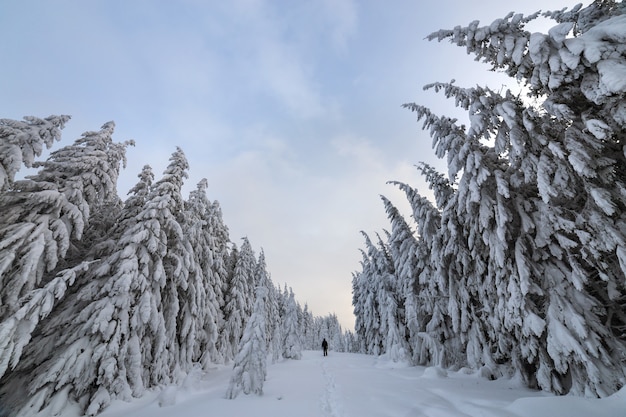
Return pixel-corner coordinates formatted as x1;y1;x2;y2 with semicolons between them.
319;0;358;52
200;129;427;330
253;39;329;120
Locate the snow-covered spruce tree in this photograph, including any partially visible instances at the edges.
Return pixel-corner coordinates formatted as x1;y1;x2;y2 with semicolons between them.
353;233;385;355
221;237;256;362
254;250;282;363
238;237;258;317
343;330;359;353
225;286;268;399
217;244;237;361
393;1;626;396
379;196;416;362
354;197;433;361
310;315;326;351
117;165;154;227
181;179;222;367
282;287;303;360
0;148;193;416
206;199;231;359
150;147;195;380
372;232;409;362
351;271;367;353
405;97;515;375
0;114;70;192
0;121;131;320
207;200;237;362
300;304;316;350
390;175;453;367
89;164;155;264
52;123;134;268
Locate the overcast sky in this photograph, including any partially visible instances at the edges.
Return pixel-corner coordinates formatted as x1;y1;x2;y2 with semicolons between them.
0;0;585;330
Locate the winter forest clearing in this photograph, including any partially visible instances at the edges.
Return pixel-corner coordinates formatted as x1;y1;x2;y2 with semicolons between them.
97;351;626;417
1;1;626;416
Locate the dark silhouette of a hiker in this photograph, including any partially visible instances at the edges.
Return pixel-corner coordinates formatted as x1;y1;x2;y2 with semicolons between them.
322;338;329;356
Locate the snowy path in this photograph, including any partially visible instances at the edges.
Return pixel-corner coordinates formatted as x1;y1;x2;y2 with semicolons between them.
313;353;533;417
320;357;344;416
97;351;626;417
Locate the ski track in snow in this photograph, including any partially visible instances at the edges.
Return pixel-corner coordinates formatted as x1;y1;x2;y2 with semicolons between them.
319;358;345;417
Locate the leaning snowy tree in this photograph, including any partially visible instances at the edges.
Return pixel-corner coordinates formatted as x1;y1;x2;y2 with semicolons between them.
0;121;131;320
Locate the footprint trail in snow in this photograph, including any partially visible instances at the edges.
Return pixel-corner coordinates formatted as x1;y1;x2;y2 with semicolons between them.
319;359;345;417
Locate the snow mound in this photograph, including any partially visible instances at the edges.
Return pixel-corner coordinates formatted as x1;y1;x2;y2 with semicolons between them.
422;366;448;378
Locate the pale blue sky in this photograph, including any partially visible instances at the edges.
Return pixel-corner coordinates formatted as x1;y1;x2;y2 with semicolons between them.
0;0;585;330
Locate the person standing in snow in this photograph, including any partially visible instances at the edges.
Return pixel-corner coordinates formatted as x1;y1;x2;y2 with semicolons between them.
322;338;328;356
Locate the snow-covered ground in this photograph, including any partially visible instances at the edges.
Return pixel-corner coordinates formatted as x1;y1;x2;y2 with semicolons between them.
89;351;625;417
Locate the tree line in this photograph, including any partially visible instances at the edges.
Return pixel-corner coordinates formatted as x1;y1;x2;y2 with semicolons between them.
0;117;350;415
352;1;626;398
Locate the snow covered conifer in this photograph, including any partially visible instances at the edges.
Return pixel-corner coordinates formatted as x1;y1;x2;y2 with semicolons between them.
0;148;192;416
182;179;223;366
325;314;345;353
254;250;282;362
373;232;409;362
379;196;414;362
282;287;303;360
0;121;130;319
0;114;69;192
178;179;219;366
299;304;315;350
148;147;194;377
354;232;385;355
207;200;231;309
391;179;452;367
225;286;268;399
221;237;256;362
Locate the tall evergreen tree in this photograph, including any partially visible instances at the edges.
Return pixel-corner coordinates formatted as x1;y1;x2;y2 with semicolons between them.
282;288;303;360
206;200;231;359
225;286;268;399
181;179;221;367
300;304;316;350
221;237;256;362
380;196;414;362
255;250;282;363
355;233;385;355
